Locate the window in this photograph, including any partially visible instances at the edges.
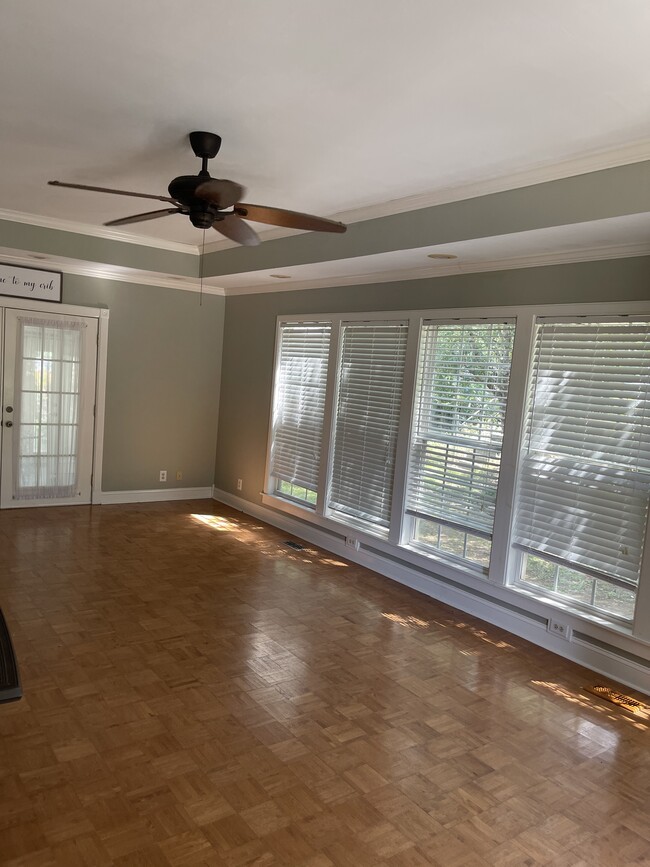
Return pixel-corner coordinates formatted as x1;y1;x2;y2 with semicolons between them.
266;304;650;633
269;322;331;506
328;322;408;533
513;319;650;620
406;322;515;568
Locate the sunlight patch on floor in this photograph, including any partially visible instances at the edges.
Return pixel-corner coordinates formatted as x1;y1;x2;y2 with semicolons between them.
191;514;240;531
382;612;430;629
531;680;647;731
191;514;349;568
453;621;514;649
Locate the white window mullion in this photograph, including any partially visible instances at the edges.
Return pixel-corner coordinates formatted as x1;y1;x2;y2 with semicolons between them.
633;516;650;641
490;310;537;584
387;316;421;545
315;318;341;518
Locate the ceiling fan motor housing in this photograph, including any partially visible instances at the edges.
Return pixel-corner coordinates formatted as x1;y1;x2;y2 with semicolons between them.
168;174;221;228
189;205;220;229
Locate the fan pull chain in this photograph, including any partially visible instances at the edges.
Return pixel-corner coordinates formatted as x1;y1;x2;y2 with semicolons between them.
199;228;206;306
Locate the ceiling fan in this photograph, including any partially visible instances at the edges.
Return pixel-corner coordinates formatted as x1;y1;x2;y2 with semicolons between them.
48;131;347;247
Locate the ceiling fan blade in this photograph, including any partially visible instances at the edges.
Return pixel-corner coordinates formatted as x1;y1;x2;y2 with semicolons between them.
195;179;245;209
48;180;177;204
104;208;183;227
234;203;347;234
213;215;260;247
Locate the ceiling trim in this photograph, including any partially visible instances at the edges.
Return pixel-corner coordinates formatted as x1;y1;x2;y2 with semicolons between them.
0;249;224;296
221;241;650;296
202;137;650;254
1;240;648;299
0;207;200;255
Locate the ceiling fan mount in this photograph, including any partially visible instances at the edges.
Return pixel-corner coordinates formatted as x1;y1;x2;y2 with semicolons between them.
188;130;222;161
48;131;347;247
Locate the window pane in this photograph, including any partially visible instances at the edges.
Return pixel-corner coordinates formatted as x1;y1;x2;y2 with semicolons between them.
276;479;317;506
514;319;650;618
407;322;514;566
521;554;636;621
413;518;491;568
328;322;408;533
593;581;636;620
270;322;331;504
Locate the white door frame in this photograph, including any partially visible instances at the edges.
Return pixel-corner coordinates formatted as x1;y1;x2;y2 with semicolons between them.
0;297;109;506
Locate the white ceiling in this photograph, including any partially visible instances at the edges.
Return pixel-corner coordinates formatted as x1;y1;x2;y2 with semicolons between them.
2;0;650;246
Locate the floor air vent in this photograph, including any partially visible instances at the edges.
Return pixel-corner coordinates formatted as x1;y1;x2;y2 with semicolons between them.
0;610;21;703
285;540;305;551
584;685;649;718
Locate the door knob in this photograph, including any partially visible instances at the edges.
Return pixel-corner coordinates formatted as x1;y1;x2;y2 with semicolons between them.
5;406;12;413
5;421;12;427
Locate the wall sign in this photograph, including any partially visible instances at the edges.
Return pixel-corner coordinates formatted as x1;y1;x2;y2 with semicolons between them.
0;263;62;303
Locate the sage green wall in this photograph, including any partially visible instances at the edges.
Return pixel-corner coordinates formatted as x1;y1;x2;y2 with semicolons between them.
0;220;198;276
61;275;224;491
214;256;650;502
204;160;650;277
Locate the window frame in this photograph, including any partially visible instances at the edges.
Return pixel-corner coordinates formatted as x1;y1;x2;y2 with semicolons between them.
263;302;650;644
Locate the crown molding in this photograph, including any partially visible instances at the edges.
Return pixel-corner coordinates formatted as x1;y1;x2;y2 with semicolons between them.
0;207;200;255
203;137;650;254
1;239;647;299
223;241;650;296
0;249;225;296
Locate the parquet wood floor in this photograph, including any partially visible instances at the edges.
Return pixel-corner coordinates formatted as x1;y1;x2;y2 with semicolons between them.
0;501;648;867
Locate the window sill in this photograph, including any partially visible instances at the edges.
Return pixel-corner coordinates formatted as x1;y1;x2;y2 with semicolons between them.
508;583;649;647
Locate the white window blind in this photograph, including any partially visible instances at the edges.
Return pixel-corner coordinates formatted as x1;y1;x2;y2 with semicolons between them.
328;322;408;531
513;319;650;589
270;322;331;499
406;322;515;538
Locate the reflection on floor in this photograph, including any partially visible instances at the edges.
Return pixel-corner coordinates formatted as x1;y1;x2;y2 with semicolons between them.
0;500;648;866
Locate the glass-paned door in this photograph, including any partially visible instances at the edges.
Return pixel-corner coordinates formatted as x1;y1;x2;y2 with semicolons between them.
1;309;98;508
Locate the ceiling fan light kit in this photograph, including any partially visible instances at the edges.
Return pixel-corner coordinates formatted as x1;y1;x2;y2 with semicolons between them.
48;131;347;247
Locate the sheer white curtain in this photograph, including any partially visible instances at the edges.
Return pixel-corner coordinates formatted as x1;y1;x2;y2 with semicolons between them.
13;317;87;500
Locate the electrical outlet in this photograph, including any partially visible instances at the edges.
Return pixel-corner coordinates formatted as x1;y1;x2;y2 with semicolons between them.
159;470;167;482
345;536;360;551
237;478;243;491
176;471;183;481
548;619;571;640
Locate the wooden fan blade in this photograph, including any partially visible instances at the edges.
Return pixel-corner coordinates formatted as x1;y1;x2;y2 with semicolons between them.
48;180;177;204
104;208;182;227
213;215;260;247
195;179;245;209
234;203;347;234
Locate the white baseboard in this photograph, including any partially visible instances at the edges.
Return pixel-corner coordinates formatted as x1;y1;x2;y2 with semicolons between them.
213;487;650;695
97;486;213;505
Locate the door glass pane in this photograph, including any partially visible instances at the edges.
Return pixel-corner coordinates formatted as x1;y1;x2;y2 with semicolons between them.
14;319;85;500
23;326;42;358
21;392;41;424
22;359;43;390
